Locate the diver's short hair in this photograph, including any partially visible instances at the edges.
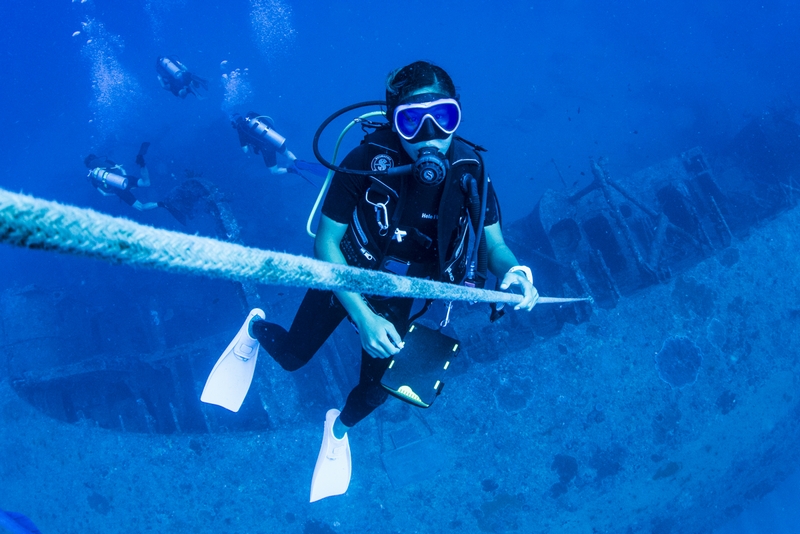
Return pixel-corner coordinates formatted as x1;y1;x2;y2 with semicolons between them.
385;60;458;121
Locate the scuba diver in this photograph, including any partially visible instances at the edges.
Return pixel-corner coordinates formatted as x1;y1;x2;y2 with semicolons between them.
231;112;329;180
231;112;298;175
85;142;186;224
201;61;539;501
156;56;208;99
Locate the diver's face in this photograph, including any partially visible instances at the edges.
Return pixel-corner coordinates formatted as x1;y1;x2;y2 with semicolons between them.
394;88;457;160
400;134;453;160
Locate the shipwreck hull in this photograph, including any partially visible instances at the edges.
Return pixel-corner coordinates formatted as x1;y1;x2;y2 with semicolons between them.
2;205;800;533
1;110;800;532
506;110;800;317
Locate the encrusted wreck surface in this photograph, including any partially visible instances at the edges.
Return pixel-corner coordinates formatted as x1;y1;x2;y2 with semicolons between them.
1;110;800;532
2;204;800;533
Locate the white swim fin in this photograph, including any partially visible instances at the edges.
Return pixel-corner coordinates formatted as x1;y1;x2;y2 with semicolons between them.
309;409;352;503
200;308;265;412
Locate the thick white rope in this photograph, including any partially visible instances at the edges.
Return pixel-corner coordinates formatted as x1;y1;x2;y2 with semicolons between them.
0;188;587;306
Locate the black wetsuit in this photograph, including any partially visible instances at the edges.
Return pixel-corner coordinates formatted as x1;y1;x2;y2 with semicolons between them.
253;130;498;427
237;129;279;167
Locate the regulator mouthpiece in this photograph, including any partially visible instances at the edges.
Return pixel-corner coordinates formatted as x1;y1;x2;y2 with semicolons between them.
413;147;448;186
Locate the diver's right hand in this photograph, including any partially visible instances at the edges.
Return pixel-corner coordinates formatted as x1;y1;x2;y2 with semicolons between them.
354;311;404;359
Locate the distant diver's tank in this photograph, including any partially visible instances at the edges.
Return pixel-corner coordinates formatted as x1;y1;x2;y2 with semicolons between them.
157;56;184;79
89;168;128;190
245;115;287;151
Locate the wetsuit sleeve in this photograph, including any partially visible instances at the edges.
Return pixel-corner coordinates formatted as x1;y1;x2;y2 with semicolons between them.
483;179;500;226
321;147;368;224
237;129;249;148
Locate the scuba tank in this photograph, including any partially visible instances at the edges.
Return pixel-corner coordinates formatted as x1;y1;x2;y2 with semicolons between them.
89;168;128;190
157;57;184;79
244;115;287;152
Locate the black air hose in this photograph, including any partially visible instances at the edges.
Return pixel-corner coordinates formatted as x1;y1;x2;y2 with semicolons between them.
464;173;488;287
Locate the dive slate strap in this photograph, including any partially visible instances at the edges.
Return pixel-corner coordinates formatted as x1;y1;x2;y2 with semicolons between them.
381;323;460;408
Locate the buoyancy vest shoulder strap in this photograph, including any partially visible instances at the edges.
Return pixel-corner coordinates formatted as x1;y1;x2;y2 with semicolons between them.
435;139;486;282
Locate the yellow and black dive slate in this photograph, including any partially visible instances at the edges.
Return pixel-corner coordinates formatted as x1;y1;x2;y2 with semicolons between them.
381;323;460;408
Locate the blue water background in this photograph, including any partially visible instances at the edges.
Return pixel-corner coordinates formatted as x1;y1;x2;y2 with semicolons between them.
1;0;799;531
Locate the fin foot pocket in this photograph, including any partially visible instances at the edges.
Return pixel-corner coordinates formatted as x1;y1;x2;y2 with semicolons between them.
200;308;266;412
310;409;352;502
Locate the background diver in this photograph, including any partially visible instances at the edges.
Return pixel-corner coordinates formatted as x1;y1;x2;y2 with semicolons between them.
232;112;330;181
156;56;208;99
202;60;539;502
85;142;186;224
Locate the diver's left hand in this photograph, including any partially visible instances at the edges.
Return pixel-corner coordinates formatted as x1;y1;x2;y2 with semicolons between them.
499;271;539;311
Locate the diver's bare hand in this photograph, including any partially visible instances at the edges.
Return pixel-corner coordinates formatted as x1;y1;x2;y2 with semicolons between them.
499;270;540;311
355;311;404;359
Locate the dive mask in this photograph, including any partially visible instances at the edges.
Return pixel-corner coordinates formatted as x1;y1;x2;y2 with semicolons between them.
393;98;461;141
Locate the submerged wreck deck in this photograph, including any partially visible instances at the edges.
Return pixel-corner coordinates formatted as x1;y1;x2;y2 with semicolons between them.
1;109;799;533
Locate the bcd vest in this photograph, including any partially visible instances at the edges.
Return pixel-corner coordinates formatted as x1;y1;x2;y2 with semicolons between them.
339;127;485;284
